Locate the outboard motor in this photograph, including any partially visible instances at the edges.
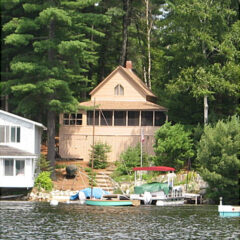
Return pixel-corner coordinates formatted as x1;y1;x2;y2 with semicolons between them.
143;192;152;205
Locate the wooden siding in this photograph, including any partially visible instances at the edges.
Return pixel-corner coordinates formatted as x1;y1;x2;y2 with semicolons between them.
59;125;157;162
91;71;146;101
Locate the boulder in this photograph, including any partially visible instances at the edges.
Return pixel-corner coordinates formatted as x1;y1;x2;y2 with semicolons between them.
66;165;78;178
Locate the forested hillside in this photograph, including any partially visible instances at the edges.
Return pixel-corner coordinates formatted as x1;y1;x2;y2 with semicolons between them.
1;0;239;163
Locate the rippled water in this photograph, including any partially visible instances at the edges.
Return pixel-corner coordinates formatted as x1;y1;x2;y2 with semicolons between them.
0;201;239;240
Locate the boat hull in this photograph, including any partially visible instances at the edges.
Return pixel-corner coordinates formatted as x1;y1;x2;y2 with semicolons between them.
85;199;133;206
218;205;240;217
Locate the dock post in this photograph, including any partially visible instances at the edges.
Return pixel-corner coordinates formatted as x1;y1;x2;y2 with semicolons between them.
195;195;197;205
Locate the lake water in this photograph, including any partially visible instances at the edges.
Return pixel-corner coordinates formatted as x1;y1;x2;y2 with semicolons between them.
0;201;239;240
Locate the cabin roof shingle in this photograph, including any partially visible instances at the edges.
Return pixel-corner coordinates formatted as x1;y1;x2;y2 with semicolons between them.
79;100;167;111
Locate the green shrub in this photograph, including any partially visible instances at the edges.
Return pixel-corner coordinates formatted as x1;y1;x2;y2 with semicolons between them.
37;154;52;172
114;144;152;177
55;164;67;169
154;122;194;171
85;167;97;186
35;171;53;191
89;142;111;169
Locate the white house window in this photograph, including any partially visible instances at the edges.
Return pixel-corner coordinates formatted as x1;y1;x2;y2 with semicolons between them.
63;113;82;125
4;159;25;176
4;159;14;176
0;125;20;143
114;84;124;96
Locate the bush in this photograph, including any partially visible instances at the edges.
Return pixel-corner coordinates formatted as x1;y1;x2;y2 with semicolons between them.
197;116;240;204
114;144;152;176
154;122;194;171
37;154;52;172
89;142;111;169
35;171;53;191
85;167;96;186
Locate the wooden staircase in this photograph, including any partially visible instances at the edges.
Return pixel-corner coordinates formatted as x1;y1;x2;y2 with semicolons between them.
95;168;116;193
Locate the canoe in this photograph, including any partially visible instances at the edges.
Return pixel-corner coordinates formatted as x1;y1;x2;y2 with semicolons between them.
85;199;133;206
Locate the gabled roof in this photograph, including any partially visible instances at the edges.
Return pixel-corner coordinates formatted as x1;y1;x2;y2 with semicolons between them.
0;110;46;129
0;145;36;157
90;66;156;98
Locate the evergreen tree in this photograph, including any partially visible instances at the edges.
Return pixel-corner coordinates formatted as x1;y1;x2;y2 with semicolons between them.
1;0;108;174
197;116;240;204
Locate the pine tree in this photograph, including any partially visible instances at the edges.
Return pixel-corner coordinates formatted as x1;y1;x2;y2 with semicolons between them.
1;0;109;175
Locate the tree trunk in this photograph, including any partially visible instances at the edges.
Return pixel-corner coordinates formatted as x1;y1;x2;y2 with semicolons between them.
47;18;56;178
145;0;152;89
47;110;56;178
204;95;208;125
120;0;130;66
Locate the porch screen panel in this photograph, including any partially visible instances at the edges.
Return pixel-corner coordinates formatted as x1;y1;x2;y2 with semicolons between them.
114;111;126;126
16;160;25;176
141;111;153;126
128;111;139;126
87;111;99;125
155;111;166;126
4;159;14;176
100;111;112;126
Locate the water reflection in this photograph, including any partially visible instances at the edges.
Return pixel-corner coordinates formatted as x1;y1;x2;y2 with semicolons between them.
0;201;239;240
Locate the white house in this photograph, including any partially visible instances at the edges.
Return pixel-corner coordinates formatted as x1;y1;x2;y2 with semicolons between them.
0;110;46;191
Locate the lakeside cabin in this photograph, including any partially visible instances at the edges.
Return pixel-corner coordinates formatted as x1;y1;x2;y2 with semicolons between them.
0;110;45;195
59;61;167;163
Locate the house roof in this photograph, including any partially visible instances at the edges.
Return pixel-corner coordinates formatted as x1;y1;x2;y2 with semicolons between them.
0;110;46;130
79;100;167;111
0;145;36;157
89;66;156;98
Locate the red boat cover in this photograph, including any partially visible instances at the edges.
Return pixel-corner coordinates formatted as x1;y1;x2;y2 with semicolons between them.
133;166;175;171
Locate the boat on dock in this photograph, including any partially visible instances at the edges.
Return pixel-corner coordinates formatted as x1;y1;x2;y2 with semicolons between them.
130;166;184;206
218;197;240;217
85;194;139;206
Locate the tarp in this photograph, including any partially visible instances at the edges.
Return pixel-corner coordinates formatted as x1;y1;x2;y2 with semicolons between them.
70;188;110;200
134;182;170;195
133;166;175;171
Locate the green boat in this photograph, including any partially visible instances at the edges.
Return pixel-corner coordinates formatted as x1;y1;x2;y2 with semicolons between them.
85;194;140;206
85;199;134;206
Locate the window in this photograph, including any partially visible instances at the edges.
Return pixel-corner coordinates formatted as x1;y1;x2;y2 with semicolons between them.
100;111;112;126
155;111;166;126
87;111;99;125
4;159;25;176
16;160;25;176
128;111;139;126
114;111;126;126
4;159;14;176
141;111;153;126
63;113;82;125
0;126;20;143
114;84;124;96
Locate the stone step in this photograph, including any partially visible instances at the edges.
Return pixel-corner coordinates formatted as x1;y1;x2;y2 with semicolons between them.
96;178;112;183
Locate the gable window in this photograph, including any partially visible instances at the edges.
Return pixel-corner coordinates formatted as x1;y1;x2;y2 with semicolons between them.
0;125;20;143
155;111;166;126
114;84;124;96
87;111;99;125
4;159;25;176
101;111;112;126
114;111;126;126
141;111;153;126
63;113;82;125
128;111;139;126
